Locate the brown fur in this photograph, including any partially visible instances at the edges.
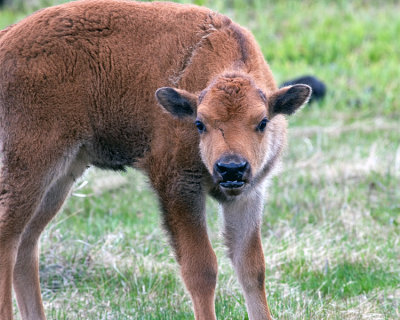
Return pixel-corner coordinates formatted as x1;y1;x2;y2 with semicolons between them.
0;1;311;319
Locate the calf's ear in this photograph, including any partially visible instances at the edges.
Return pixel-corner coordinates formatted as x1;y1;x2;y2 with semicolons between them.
269;84;312;116
155;87;197;118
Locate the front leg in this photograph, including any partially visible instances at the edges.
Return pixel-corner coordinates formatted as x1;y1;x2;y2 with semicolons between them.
222;186;272;320
153;175;218;320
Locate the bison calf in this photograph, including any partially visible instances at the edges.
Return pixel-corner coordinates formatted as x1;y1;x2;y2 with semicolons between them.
0;1;311;319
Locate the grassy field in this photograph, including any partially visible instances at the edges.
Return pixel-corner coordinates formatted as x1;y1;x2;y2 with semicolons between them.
1;0;399;319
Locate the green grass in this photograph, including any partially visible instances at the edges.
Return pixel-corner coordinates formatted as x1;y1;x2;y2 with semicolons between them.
2;0;399;319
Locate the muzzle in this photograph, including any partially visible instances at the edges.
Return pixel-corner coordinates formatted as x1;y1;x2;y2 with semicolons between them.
213;154;251;192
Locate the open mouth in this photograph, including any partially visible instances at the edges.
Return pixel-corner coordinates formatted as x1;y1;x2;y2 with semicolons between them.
219;181;245;189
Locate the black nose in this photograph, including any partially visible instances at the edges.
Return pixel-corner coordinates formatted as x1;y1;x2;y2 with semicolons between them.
215;161;248;182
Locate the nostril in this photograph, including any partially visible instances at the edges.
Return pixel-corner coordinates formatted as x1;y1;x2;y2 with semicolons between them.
237;161;248;171
216;162;225;172
216;162;236;174
215;161;249;180
217;162;247;172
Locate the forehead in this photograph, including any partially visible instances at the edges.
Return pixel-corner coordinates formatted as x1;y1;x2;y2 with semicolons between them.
197;75;267;122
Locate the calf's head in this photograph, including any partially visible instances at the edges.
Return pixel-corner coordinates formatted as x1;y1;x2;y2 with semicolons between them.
156;74;311;196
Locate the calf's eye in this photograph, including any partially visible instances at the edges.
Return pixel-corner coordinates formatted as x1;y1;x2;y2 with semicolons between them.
195;120;206;134
256;117;269;132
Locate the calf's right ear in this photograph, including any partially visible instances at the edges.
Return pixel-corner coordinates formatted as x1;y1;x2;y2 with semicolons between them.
155;87;197;119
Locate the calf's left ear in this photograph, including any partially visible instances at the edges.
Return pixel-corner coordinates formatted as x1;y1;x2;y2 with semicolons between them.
155;87;197;118
269;84;312;116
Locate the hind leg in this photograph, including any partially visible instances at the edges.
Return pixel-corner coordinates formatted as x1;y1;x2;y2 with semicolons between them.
0;166;49;320
0;215;20;320
0;230;19;320
13;149;88;320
